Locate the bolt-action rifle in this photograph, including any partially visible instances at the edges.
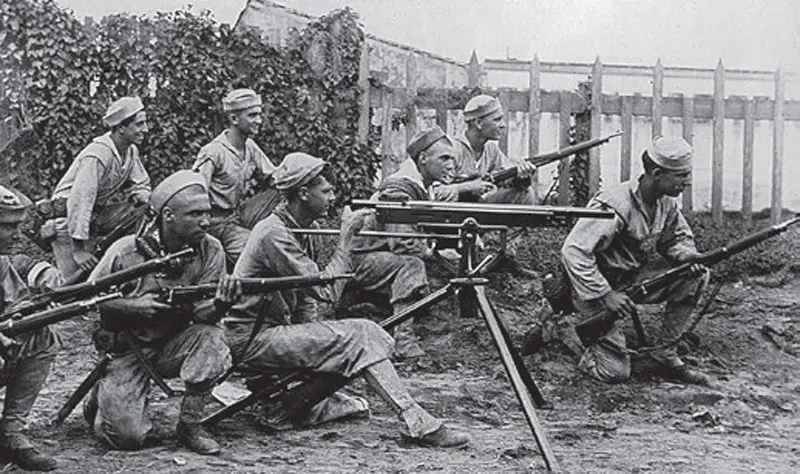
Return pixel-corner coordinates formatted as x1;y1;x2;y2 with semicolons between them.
1;292;121;338
1;248;195;322
573;216;800;346
158;273;354;304
452;131;622;185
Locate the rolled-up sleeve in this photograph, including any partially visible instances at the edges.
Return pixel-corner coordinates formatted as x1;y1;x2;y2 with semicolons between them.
660;208;699;262
561;207;623;301
67;157;103;240
128;155;151;200
192;149;219;187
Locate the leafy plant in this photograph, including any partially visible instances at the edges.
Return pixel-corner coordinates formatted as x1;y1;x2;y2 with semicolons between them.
0;1;378;208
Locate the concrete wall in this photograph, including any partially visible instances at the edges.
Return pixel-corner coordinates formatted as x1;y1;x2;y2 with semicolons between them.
236;0;468;88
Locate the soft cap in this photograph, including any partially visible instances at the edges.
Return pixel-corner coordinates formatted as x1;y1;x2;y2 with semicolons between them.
463;94;503;122
150;170;207;213
0;184;30;224
407;126;447;160
103;96;144;127
222;88;263;112
646;136;693;171
273;152;327;192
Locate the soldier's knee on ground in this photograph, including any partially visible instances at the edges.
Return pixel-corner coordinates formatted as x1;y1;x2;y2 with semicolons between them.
577;328;631;383
98;421;150;451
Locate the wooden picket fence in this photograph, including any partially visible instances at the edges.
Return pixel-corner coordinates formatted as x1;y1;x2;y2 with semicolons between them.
356;51;800;224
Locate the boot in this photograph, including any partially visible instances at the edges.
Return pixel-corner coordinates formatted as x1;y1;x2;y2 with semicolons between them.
1;353;56;471
0;441;57;472
177;392;220;455
175;421;220;455
393;320;425;360
660;364;711;386
417;424;471;448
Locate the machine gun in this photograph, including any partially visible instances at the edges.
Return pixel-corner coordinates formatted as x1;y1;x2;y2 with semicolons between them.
158;273;354;304
203;201;614;472
453;131;621;185
351;199;613;227
0;248;195;322
573;216;800;346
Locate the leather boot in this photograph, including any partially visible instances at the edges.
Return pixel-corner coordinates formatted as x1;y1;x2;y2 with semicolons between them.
177;393;220;455
660;364;711;386
417;424;471;448
0;442;58;472
393;320;425;360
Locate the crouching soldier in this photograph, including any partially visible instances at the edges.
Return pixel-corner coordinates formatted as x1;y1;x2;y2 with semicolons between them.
224;152;471;447
345;126;458;359
0;185;60;471
50;96;152;278
560;136;710;385
84;171;238;454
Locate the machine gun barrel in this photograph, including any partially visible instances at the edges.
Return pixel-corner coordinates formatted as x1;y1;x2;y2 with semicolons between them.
351;199;614;227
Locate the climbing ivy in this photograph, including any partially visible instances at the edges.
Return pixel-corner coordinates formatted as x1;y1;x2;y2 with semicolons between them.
0;0;378;209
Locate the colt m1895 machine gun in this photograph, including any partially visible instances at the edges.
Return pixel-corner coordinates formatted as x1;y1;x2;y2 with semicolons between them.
202;200;613;472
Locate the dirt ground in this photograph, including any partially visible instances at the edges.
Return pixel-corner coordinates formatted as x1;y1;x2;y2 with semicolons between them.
3;269;800;473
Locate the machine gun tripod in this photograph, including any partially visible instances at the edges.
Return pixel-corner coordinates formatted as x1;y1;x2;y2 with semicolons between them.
425;216;559;470
202;200;614;471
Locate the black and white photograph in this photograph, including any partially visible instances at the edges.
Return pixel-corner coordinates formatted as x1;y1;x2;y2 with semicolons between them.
1;0;798;472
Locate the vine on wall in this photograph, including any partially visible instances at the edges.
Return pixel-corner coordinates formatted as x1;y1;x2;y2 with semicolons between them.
0;0;378;209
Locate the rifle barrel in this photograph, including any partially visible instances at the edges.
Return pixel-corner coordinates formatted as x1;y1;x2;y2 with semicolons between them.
1;292;122;336
528;131;622;166
1;247;195;321
162;273;355;303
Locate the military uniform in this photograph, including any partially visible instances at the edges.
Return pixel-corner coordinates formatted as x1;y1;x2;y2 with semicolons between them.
454;95;536;205
50;97;151;277
192;89;277;265
0;185;60;471
561;137;709;383
85;172;231;451
225;153;469;446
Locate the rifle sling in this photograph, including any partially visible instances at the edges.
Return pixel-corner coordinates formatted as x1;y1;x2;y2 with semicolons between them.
122;331;181;397
214;294;272;385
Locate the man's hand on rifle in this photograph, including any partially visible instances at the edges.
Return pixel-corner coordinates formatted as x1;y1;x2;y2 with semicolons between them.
599;290;637;319
213;275;242;313
129;190;150;205
73;249;99;272
125;294;172;320
516;161;537;180
677;252;708;277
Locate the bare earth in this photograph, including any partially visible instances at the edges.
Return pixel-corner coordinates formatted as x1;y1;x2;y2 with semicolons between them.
4;273;799;473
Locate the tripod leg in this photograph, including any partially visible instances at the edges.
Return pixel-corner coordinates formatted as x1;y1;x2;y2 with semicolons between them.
474;287;559;472
483;296;550;409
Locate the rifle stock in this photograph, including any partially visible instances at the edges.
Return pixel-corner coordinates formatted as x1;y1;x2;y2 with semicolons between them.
55;353;113;425
574;216;800;345
454;131;621;184
1;247;195;322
